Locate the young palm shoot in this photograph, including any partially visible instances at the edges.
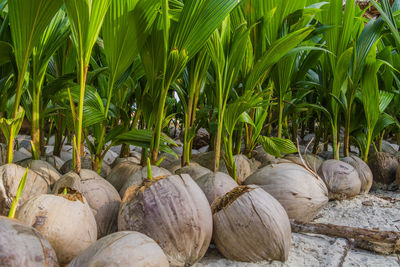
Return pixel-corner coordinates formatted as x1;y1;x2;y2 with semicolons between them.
8;167;29;219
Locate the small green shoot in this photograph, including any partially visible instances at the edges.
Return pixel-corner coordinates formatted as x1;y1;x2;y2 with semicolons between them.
30;140;39;160
63;187;68;195
155;156;165;167
147;157;152;180
8;167;29;219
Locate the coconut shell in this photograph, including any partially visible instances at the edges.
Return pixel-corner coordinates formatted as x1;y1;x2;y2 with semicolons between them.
253;146;278;167
192;151;229;173
43;155;65;171
118;165;171;198
211;185;291;262
368;152;399;186
68;231;169;267
0;163;49;215
15;193;97;264
118;174;213;266
244;163;328;222
0;143;6;166
175;164;212;181
195;172;238;205
283;153;323;173
341;156;373;194
60;156;111;177
0;216;59;266
232;154;253;183
19;159;61;188
106;161;142;191
318;160;361;200
53;170;121;238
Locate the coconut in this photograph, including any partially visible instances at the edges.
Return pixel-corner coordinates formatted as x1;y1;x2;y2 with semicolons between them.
68;231;169;267
111;156;141;168
60;156;111;177
318;160;361;200
15;192;97;264
158;153;182;173
341;156;373;194
283;153;323;173
253;146;278;167
191;151;229;173
244;163;328;222
53;170;121;238
0;143;6;166
19;159;61;188
43;155;65;171
0;216;59;266
175;164;212;181
368;152;399;186
194;172;238;205
211;185;291;262
0;163;49;215
118;174;213;266
106;161;142;191
118;165;171;198
232;154;253;184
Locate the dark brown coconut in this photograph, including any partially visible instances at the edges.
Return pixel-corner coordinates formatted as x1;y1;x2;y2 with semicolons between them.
15;193;97;264
244;163;328;222
318;160;361;200
211;185;291;262
118;174;213;266
106;161;142;191
342;156;373;194
368;152;398;186
0;216;59;266
53;170;121;238
0;163;49;215
68;231;169;267
195;172;238;204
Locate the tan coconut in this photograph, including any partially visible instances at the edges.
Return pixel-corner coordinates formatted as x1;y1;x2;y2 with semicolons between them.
118;174;213;266
0;216;59;266
19;159;61;188
244;163;328;222
175;164;212;180
233;154;253;183
60;156;111;177
192;151;229;173
0;163;49;215
194;172;238;205
283;153;323;173
68;231;169;267
342;156;373;194
43;155;65;171
53;170;121;238
118;165;171;198
368;152;398;186
318;160;361;200
15;193;97;264
106;161;142;191
211;185;291;262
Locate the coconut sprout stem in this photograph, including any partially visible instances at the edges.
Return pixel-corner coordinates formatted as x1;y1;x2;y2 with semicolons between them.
147;157;153;180
8;167;29;218
63;187;68;195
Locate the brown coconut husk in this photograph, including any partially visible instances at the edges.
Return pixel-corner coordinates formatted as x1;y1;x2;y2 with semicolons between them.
175;164;212;181
342;155;373;194
106;161;142;191
195;172;238;205
19;159;61;188
368;152;399;187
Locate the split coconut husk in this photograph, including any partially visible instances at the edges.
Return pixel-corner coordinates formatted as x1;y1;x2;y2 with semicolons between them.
244;163;328;222
194;172;238;205
15;192;97;265
19;159;61;188
106;161;142;191
342;155;373;194
318;160;361;200
175;164;212;181
53;170;121;238
283;153;323;173
68;231;169;267
118;165;171;198
60;156;111;177
211;185;291;262
0;216;59;266
368;152;399;187
0;163;49;215
118;174;212;266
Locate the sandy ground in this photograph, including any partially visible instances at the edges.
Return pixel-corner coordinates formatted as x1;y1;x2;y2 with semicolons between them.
195;190;400;267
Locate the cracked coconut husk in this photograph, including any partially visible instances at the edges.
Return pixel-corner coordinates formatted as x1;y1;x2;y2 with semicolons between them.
121;175;170;203
211;186;254;214
57;188;84;203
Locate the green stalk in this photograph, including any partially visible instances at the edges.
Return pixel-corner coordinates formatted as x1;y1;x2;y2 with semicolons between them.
277;96;284;138
8;167;29;219
147;157;152;180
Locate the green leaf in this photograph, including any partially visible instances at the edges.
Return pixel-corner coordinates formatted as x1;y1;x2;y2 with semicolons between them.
0;41;13;67
259;136;298;158
0;106;25;143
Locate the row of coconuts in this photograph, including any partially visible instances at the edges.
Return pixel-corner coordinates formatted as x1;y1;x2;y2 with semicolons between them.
0;146;399;266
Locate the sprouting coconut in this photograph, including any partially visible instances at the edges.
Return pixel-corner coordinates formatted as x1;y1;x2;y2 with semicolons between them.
318;160;361;200
283;153;323;173
19;159;61;188
211;185;291;262
106;161;142;192
68;231;169;267
244;163;328;222
342;155;373;194
53;170;121;238
192;151;229;173
194;172;237;204
118;174;212;266
15;192;97;265
368;152;398;186
0;216;59;266
0;163;49;215
60;156;111;177
232;154;253;183
175;164;212;181
118;165;171;198
43;155;65;171
158;153;182;173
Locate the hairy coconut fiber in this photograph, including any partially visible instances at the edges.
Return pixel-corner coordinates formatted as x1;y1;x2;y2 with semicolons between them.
342;156;373;194
283;153;323;173
118;165;171;198
194;172;238;205
60;156;111;177
16;193;97;264
211;185;291;262
368;152;398;186
53;170;121;238
106;161;142;192
175;164;212;181
19;159;61;188
0;216;59;266
68;231;169;267
244;163;328;222
0;163;48;215
318;160;361;200
118;174;212;266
